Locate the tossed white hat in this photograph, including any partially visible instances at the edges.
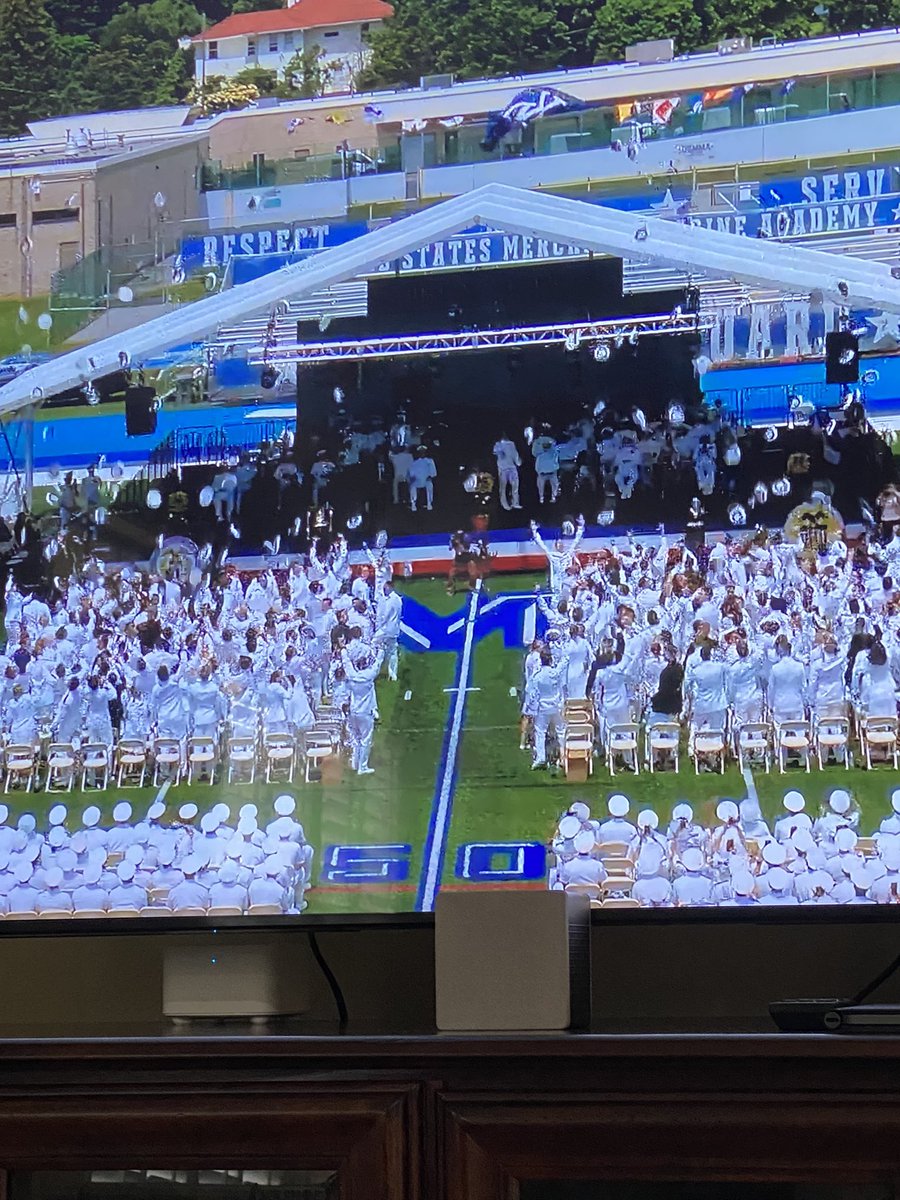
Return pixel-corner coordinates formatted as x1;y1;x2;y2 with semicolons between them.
682;847;705;872
116;861;135;883
178;802;198;821
638;809;659;829
672;803;693;821
82;805;101;828
113;801;132;823
716;800;739;823
48;804;67;826
608;794;630;818
829;790;851;814
274;794;296;817
783;791;805;813
574;829;595;854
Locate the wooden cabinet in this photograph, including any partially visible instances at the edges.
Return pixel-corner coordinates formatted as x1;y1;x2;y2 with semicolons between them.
1;1033;899;1200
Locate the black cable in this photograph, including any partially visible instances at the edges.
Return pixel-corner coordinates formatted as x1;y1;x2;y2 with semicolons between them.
308;930;348;1033
848;949;900;1006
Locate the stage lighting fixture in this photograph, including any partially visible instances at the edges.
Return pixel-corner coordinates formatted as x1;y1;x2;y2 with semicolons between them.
667;402;685;425
598;509;615;526
146;489;162;510
564;331;582;352
634;225;649;241
763;426;778;442
728;503;747;526
753;482;769;505
593;343;610;362
261;365;280;390
347;514;363;529
772;477;791;497
84;383;100;406
199;486;214;508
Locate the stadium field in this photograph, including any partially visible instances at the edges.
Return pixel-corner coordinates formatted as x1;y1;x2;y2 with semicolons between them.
3;571;900;916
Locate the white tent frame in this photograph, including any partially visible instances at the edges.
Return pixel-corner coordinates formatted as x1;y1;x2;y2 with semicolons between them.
1;181;896;418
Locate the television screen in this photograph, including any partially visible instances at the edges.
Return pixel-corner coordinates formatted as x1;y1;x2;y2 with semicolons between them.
1;251;899;924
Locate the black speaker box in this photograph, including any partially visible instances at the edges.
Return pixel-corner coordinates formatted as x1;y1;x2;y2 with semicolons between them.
125;385;157;436
825;331;859;384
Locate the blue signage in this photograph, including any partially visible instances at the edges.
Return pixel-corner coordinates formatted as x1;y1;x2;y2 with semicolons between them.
180;222;368;268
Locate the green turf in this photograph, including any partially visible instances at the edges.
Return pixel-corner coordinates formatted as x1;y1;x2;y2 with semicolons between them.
4;574;900;915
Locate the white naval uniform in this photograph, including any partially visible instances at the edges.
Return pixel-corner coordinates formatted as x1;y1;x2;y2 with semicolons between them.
493;439;522;510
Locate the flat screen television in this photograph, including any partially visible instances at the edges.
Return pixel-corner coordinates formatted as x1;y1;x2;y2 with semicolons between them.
0;248;898;933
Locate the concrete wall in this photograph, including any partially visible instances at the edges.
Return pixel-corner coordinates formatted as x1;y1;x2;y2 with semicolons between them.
94;138;208;250
0;170;94;299
206;106;377;170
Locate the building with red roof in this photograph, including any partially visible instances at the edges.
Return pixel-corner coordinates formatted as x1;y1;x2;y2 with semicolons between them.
190;0;393;94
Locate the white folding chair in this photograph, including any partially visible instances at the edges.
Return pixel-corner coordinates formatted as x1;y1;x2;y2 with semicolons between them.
563;726;593;780
248;903;284;916
602;896;641;909
116;738;147;788
692;727;726;774
646;722;680;773
36;909;73;920
80;743;110;791
776;720;812;773
563;880;602;902
4;744;36;793
600;875;635;896
45;742;77;792
606;723;640;775
227;736;257;785
304;732;334;783
153;737;183;786
187;735;218;785
264;732;295;784
815;716;851;769
737;722;772;774
863;716;899;769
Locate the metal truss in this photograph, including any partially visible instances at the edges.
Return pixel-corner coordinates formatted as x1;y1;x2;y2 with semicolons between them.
234;312;714;366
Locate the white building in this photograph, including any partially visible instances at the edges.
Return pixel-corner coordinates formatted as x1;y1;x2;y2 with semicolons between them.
190;0;393;94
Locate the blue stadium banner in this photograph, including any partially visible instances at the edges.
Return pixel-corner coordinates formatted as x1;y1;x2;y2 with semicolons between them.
181;222;368;268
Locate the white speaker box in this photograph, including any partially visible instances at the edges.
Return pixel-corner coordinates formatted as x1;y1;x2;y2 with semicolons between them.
435;891;591;1031
163;941;311;1020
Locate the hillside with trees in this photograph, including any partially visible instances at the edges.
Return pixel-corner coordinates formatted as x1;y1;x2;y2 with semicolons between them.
0;0;897;136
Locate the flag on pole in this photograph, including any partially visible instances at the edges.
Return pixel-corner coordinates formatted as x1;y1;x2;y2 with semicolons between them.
651;96;681;125
614;101;635;123
702;86;734;106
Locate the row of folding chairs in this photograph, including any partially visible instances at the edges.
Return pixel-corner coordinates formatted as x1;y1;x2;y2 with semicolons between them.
0;903;288;920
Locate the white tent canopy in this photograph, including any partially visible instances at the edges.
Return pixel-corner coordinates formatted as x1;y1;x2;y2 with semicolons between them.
1;181;896;418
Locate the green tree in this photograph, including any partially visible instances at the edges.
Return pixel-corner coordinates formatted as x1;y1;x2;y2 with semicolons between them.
233;64;279;95
825;0;900;31
280;44;332;97
587;0;706;62
230;0;285;12
0;0;61;134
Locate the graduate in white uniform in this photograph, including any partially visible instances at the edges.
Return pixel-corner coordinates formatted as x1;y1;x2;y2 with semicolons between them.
524;648;566;769
408;448;437;513
493;434;522;510
341;646;384;775
374;580;403;683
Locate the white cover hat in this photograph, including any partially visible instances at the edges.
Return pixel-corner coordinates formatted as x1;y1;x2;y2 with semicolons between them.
84;862;103;885
608;794;630;818
113;801;132;823
48;804;67;826
570;802;591;822
574;829;595;854
116;861;135;883
178;802;198;821
0;804;8;825
716;800;739;822
834;827;857;852
638;809;659;829
672;803;693;821
732;871;756;897
767;866;791;891
82;806;101;828
44;866;63;888
829;790;851;814
682;847;705;871
783;791;805;813
219;859;239;883
891;789;900;814
558;815;580;840
147;801;166;821
763;841;787;866
274;795;296;817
